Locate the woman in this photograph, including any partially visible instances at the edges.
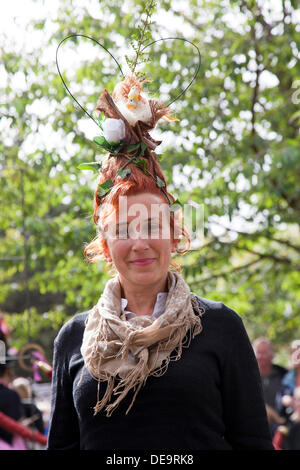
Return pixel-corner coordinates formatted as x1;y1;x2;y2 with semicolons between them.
47;74;273;450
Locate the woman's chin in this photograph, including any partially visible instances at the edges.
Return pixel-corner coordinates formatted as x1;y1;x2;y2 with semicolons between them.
125;268;168;286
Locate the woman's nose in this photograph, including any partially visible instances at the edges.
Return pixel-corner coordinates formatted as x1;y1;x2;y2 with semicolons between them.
131;231;150;250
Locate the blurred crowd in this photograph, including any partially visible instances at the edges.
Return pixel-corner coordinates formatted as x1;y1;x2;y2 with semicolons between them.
0;328;50;450
1;317;300;450
253;337;300;450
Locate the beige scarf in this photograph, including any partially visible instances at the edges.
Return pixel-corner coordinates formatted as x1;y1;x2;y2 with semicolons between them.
80;270;204;417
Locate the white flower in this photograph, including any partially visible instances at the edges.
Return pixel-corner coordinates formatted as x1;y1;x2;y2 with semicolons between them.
102;118;126;143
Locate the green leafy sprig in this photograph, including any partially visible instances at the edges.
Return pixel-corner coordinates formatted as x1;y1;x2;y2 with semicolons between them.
125;0;157;81
93;112;106;131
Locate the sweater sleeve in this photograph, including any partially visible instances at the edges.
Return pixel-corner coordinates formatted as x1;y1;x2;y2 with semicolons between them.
220;306;273;450
47;321;80;450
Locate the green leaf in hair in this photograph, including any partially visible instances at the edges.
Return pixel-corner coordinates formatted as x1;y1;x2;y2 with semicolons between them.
117;168;131;179
140;142;147;156
77;162;102;173
170;199;183;212
97;179;114;197
127;142;141;153
156;176;165;188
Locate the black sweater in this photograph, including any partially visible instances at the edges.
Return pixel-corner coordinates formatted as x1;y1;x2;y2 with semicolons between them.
47;296;273;450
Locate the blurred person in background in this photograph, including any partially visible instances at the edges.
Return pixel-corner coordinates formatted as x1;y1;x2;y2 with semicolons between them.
276;340;300;421
274;386;300;450
12;377;45;437
253;337;287;435
0;331;26;450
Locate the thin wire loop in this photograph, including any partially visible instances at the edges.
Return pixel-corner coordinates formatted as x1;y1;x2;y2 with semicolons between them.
56;34;201;123
55;34;124;126
141;37;201;107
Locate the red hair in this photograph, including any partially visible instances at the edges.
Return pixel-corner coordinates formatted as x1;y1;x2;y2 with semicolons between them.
92;151;171;223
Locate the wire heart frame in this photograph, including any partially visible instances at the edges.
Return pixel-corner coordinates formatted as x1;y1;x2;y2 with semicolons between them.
56;34;201;127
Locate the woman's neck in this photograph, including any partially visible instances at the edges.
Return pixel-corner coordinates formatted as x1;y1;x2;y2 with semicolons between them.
120;277;168;317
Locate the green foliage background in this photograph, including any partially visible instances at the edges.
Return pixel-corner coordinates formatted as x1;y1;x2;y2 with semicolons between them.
0;0;299;366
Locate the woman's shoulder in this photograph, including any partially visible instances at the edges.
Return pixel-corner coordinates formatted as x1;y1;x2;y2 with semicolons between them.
193;295;247;341
194;295;243;325
193;296;256;361
54;310;90;347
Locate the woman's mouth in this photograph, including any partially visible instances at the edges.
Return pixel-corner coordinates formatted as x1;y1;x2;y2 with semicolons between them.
130;258;156;266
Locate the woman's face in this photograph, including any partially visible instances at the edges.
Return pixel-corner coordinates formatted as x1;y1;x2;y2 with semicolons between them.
104;192;177;291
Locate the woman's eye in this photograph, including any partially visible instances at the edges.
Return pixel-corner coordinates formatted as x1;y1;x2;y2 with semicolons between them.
116;227;128;238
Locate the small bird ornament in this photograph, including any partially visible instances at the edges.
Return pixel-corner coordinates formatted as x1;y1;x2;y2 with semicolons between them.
126;85;146;109
112;75;178;127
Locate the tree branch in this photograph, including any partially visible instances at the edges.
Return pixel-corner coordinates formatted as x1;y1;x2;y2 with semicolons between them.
269;179;300;212
189;258;262;285
239;1;276;37
208;218;300;253
170;9;201;31
234;245;299;269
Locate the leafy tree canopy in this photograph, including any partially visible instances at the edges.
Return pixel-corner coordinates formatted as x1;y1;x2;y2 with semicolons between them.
0;0;299;362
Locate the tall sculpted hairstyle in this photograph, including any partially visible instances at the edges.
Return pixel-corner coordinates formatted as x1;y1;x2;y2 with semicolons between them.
84;152;191;273
79;73;192;272
55;32;202;273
